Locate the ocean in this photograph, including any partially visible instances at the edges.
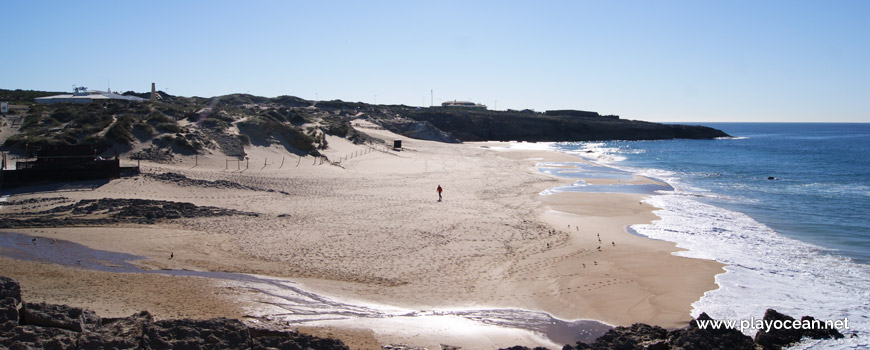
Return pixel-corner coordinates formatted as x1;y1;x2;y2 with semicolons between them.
548;123;869;349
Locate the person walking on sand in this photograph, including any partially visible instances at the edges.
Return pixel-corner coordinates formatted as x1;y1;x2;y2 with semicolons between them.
437;185;443;201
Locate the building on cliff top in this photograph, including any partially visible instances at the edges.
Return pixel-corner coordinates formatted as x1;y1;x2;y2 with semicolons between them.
35;86;147;104
441;100;487;109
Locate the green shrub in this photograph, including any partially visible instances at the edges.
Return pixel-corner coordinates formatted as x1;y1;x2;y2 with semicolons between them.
50;108;76;123
133;122;156;136
56;131;79;145
105;118;134;145
324;121;350;137
154;121;181;133
21;110;43;130
200;118;230;130
147;111;174;124
238;118;316;153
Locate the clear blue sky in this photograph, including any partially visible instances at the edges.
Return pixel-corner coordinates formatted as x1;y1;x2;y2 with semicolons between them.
3;1;868;122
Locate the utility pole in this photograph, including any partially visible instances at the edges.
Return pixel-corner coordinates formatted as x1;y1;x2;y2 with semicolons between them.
430;89;433;107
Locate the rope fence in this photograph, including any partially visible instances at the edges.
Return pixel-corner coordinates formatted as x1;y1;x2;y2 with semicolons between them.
126;143;400;172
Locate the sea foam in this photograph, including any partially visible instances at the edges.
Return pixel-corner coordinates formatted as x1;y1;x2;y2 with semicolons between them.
633;193;869;348
550;141;869;349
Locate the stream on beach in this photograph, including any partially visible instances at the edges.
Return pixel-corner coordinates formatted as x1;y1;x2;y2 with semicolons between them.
0;231;611;346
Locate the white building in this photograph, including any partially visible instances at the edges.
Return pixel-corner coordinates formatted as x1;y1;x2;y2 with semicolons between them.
441;100;487;109
35;87;147;104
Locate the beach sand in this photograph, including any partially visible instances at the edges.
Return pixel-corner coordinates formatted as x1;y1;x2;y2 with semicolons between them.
0;123;723;349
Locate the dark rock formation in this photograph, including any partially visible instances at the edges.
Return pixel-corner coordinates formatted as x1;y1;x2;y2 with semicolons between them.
145;172;291;195
250;327;349;350
0;276;350;350
561;310;844;350
142;318;251;349
0;276;21;301
668;312;756;350
571;323;672;350
498;346;550;350
402;109;728;142
1;325;80;349
0;198;259;228
78;311;153;350
544;110;616;119
754;309;844;350
21;302;101;333
1;298;20;331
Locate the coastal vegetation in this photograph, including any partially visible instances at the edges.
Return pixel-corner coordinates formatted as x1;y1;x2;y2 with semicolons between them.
0;89;728;158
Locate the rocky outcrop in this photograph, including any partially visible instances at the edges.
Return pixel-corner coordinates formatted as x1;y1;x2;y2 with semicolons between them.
754;309;844;350
21;303;101;333
142;318;251;349
0;276;349;350
402;109;728;142
2;325;80;349
560;311;843;350
0;198;260;228
0;277;21;301
78;311;152;350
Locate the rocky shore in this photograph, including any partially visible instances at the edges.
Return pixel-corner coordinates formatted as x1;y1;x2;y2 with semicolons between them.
1;275;848;350
1;276;349;350
556;310;845;350
0;197;259;228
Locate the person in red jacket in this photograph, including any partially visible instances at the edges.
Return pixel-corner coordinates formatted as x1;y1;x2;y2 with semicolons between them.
437;185;443;201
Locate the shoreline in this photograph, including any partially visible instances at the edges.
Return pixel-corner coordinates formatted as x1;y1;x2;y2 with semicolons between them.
0;134;725;349
486;142;723;328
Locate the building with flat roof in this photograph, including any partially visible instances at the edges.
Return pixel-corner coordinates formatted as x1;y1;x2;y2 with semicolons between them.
35;87;147;104
441;100;487;109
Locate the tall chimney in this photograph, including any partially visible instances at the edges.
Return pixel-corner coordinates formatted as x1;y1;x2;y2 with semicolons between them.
151;82;156;101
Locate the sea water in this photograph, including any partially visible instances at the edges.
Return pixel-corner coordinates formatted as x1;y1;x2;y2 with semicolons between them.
549;123;869;349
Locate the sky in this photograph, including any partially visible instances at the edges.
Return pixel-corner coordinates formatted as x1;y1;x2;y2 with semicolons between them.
2;1;868;123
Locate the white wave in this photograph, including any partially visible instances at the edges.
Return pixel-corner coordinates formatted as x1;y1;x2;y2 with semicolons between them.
557;142;627;163
505;141;556;151
633;194;870;347
550;141;870;348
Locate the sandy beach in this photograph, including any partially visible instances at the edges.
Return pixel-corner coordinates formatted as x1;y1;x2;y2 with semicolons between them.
0;123;723;349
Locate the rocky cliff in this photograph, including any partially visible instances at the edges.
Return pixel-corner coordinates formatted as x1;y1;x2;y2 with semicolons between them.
0;276;348;350
403;109;728;142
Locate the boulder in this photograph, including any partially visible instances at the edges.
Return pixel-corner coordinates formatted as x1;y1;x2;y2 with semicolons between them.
0;297;20;330
142;317;250;350
799;315;844;340
667;312;755;350
21;302;101;333
77;311;153;350
592;323;668;349
0;276;21;302
754;309;844;350
250;327;349;350
0;324;78;350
